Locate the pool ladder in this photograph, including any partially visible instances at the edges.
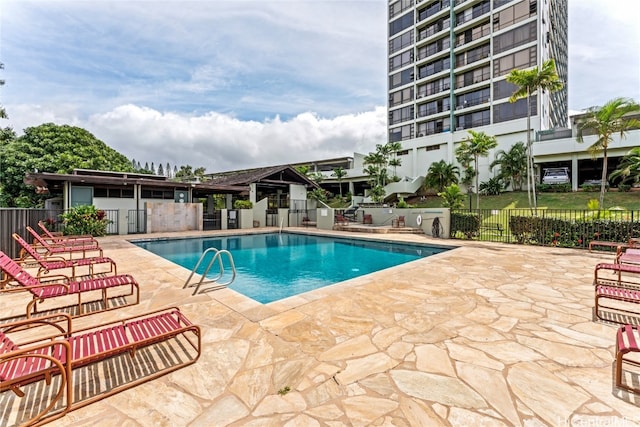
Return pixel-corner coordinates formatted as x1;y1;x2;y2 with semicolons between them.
183;248;237;295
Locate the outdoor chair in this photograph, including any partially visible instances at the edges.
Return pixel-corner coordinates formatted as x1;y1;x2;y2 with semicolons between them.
0;307;201;426
25;226;102;260
616;247;640;267
0;250;138;318
37;220;97;245
615;324;640;394
12;233;116;279
398;215;405;227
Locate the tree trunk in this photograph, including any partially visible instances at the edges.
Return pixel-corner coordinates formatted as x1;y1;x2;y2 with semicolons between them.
600;148;608;207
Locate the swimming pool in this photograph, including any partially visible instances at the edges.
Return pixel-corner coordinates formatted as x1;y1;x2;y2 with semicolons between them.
134;233;451;303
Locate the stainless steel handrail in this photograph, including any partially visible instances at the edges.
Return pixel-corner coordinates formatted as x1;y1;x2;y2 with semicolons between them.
183;247;237;295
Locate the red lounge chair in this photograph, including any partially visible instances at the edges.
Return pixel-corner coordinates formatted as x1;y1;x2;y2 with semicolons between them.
12;233;117;279
25;226;102;259
0;307;201;426
0;250;138;318
37;220;97;245
615;324;640;394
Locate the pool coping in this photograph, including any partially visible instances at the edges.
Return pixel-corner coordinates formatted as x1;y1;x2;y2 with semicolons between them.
124;227;461;322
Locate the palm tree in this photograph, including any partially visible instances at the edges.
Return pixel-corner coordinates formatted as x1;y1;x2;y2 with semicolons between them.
424;160;459;193
610;147;640;186
490;141;527;191
455;130;498;210
507;58;563;211
331;167;348;199
576;97;640;206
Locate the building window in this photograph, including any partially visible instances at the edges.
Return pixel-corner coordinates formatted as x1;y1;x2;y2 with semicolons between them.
493;0;537;31
493;46;536;76
389;0;414;19
426;144;441;151
93;187;135;198
389;30;414;54
492;78;519;101
456;109;490;130
417;77;451;98
455;65;490;88
389;50;414;72
389;68;415;90
418;57;450;79
389;124;414;142
389;87;414;107
390;11;414;36
456;87;490;109
141;188;175;199
389;105;415;125
493;96;537;123
417;117;450;136
494;21;537;54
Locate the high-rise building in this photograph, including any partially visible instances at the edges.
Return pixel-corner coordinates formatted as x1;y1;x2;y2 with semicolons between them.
387;0;568;181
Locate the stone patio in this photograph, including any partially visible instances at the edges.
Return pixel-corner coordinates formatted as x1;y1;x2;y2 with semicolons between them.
2;228;640;426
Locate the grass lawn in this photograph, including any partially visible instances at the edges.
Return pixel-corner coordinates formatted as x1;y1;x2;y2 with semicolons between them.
412;190;640;210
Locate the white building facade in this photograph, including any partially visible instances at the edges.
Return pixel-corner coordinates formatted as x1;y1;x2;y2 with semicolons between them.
387;0;568;188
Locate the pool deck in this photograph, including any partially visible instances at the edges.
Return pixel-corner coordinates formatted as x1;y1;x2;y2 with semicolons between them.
3;228;640;426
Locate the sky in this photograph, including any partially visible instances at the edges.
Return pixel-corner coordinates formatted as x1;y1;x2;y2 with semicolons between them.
1;0;639;173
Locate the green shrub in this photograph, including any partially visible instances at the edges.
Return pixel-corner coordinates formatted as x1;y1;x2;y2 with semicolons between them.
233;200;253;209
580;184;600;192
451;212;481;239
537;183;571;193
60;205;110;236
618;184;631;192
508;214;640;248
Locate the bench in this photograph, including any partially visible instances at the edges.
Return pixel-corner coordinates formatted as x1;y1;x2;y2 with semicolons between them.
595;284;640;323
594;262;640;286
617;248;640;266
615;324;640;394
589;238;640;253
480;223;504;236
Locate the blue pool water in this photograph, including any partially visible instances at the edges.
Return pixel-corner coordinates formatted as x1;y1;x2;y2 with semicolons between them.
134;233;450;303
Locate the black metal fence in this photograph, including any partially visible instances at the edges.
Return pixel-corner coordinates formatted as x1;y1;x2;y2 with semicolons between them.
451;209;640;249
0;208;120;258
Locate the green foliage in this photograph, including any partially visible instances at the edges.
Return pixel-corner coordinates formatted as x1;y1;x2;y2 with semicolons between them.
536;183;571;193
438;184;466;209
455;131;498;210
397;197;408;208
576;97;640;207
424;160;459;193
233;200;253;209
60;205;110;236
610;147;640;186
368;185;386;203
307;188;329;203
587;199;600;210
0;123;134;207
490;141;527;191
618;184;631;192
363;142;403;200
479;177;505;196
450;212;481;238
580;184;601;192
508;214;640;248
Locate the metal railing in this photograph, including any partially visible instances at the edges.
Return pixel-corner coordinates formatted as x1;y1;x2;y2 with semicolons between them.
451;209;640;249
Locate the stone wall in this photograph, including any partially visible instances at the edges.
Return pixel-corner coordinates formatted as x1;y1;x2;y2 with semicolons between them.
146;202;203;233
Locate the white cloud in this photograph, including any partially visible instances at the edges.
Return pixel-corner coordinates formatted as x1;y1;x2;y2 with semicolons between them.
78;105;388;171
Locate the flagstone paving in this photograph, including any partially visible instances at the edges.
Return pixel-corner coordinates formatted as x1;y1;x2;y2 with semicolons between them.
4;228;640;426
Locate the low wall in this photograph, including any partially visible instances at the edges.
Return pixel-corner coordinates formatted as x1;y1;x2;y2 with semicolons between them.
358;207;450;238
146;202;203;233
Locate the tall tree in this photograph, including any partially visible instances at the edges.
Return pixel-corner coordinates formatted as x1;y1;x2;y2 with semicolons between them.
609;147;640;187
490;141;527;191
331;167;347;199
576;97;640;206
455;130;498;210
424;160;459;193
157;163;164;176
166;162;171;177
0;123;133;206
507;58;563;211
